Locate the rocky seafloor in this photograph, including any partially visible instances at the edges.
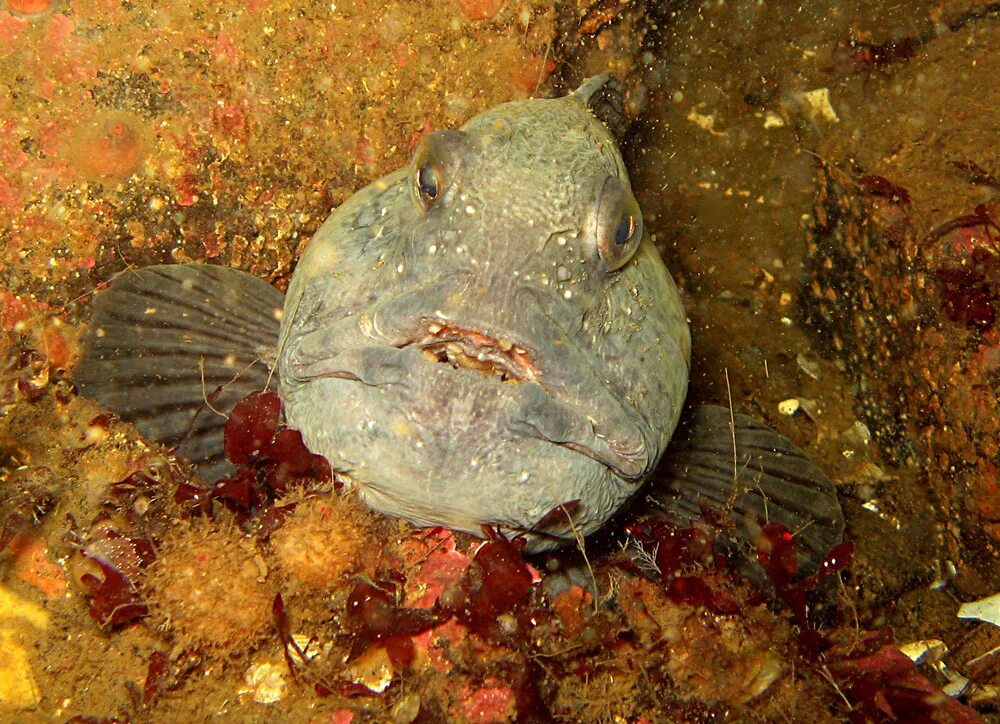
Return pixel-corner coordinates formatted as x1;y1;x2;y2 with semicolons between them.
1;0;999;721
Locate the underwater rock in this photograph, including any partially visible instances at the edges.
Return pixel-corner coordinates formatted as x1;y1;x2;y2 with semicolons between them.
800;21;1000;586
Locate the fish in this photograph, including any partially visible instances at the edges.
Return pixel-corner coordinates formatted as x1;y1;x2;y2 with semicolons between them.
75;75;843;569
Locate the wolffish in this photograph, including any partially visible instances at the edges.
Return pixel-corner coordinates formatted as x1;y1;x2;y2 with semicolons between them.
75;76;843;566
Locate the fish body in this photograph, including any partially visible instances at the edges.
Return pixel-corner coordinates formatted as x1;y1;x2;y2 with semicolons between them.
276;79;689;546
76;77;842;564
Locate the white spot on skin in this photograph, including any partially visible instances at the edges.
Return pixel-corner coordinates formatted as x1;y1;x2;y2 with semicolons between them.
396;263;404;273
465;205;475;215
556;266;571;281
517;471;530;483
556;236;567;246
428;244;437;254
563;290;572;300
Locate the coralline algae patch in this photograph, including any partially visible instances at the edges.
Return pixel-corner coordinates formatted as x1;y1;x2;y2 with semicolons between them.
64;112;148;183
0;0;562;325
5;0;55;17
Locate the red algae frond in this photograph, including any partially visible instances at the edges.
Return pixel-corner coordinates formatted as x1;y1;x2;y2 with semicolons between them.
65;112;146;183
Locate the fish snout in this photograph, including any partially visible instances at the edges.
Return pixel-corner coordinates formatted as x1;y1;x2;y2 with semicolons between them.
362;281;656;481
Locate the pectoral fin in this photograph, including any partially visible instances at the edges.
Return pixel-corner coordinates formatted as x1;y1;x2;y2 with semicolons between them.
648;404;845;579
74;264;285;480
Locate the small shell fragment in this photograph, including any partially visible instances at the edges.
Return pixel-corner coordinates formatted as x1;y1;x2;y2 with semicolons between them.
343;646;393;694
797;397;820;421
957;592;1000;628
777;398;800;416
241;661;287;704
795;353;821;380
763;112;785;129
796;87;839;124
898;639;947;665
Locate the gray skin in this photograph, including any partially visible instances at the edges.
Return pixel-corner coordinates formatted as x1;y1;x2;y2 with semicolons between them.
277;79;691;551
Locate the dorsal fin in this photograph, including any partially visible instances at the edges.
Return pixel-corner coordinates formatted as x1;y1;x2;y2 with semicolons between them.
573;73;628;144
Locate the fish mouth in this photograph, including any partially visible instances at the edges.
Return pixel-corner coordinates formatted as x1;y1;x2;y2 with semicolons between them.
407;322;537;384
285;299;652;482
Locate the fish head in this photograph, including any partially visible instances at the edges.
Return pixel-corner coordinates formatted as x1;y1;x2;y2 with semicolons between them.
278;76;691;549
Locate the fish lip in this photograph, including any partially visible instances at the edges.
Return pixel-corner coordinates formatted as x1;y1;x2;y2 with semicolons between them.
285;293;652;480
388;318;651;480
290;335;649;481
402;321;538;384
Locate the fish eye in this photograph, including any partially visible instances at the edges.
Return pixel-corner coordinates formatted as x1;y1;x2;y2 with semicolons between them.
615;210;636;246
417;163;441;202
595;176;643;271
410;130;466;211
